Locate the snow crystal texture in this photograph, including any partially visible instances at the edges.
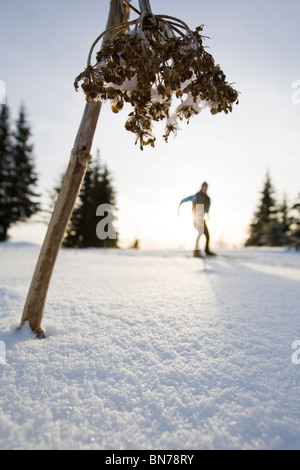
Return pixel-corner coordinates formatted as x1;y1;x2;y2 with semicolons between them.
0;244;300;450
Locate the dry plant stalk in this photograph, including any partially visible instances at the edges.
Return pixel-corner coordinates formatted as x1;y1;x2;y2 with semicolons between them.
19;0;238;338
19;0;129;338
75;0;239;149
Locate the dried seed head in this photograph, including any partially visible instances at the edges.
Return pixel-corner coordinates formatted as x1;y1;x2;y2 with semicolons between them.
75;7;239;149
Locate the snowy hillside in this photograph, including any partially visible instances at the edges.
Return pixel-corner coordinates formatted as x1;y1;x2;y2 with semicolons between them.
0;243;300;450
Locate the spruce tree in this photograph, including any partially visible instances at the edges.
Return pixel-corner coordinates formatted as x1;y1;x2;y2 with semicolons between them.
62;165;93;248
0;104;13;241
278;195;291;245
63;152;118;248
0;104;39;241
288;197;300;250
11;105;39;224
245;172;281;247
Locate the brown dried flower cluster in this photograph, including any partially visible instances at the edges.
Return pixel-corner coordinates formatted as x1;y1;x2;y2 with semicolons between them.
74;6;239;150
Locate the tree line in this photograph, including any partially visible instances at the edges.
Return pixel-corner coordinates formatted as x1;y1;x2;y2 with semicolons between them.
0;104;39;241
1;103;300;251
245;172;300;250
0;103;118;247
51;150;118;248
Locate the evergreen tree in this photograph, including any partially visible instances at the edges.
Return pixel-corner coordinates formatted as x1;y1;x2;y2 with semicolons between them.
0;104;39;241
288;196;300;250
63;151;118;248
11;105;39;223
278;194;291;245
245;172;283;247
0;104;13;241
62;165;93;248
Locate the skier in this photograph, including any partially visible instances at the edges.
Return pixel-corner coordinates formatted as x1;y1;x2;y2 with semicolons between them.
178;182;216;257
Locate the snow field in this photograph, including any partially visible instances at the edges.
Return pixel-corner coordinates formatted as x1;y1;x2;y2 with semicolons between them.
0;244;300;449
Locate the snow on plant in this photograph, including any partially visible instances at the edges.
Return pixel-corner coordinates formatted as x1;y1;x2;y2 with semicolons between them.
74;0;239;149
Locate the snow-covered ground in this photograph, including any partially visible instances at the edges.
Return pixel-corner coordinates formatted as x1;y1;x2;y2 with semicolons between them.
0;243;300;450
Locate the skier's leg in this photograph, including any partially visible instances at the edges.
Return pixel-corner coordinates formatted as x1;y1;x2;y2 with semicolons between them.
193;230;202;257
204;221;210;253
193;205;204;257
195;232;201;251
204;221;216;256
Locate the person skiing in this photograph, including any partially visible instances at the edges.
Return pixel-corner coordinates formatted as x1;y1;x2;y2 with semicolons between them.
178;182;216;257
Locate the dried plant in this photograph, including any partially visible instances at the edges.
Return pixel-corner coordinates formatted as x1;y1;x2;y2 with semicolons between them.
75;0;239;149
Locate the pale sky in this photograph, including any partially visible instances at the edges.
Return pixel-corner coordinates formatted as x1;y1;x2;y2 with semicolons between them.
1;0;299;249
